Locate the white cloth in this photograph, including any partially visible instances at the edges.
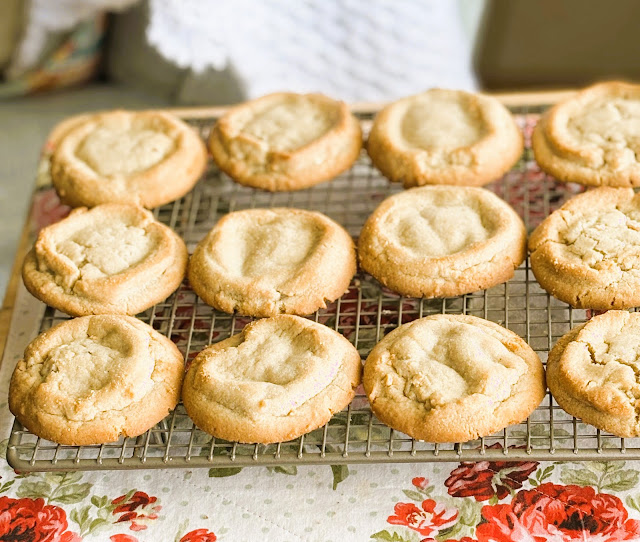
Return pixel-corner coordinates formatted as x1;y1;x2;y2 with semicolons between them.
147;0;477;102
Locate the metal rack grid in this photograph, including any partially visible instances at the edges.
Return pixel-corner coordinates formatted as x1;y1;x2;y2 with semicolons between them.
8;107;634;473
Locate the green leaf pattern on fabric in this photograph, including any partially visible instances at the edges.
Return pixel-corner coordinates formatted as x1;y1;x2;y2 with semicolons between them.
560;461;640;493
330;464;350;490
370;529;418;542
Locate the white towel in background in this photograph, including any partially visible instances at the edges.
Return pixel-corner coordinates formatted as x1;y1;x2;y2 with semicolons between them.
146;0;478;102
7;0;478;102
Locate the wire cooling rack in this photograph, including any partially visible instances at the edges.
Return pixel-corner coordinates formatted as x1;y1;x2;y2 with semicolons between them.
9;106;634;473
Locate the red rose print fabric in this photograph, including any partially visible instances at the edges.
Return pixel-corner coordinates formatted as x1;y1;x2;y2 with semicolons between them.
445;444;539;502
0;496;81;542
412;477;429;490
387;499;458;537
180;529;218;542
109;528;217;542
111;491;161;531
476;483;640;542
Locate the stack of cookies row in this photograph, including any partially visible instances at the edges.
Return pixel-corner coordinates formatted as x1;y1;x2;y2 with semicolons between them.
11;81;640;448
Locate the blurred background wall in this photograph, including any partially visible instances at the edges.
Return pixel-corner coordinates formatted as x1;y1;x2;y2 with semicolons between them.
475;0;640;89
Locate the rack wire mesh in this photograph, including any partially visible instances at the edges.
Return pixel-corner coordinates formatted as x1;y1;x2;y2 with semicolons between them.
8;106;633;473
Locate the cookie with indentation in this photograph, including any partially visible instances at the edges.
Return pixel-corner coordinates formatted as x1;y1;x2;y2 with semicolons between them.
529;187;640;309
533;81;640;187
367;89;523;187
9;315;184;445
51;110;207;208
22;203;188;316
357;185;526;298
209;92;362;191
547;311;640;437
363;314;545;443
182;315;362;444
188;208;356;316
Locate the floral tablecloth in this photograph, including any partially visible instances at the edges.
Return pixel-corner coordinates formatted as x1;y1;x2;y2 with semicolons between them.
3;122;640;542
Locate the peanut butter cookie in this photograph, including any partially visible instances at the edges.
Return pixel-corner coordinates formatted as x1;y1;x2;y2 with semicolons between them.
533;81;640;187
209;92;362;191
182;315;362;444
548;311;640;437
367;89;523;187
9;315;184;445
358;185;526;298
363;314;546;443
22;204;188;316
529;187;640;309
188;208;356;316
51;110;207;208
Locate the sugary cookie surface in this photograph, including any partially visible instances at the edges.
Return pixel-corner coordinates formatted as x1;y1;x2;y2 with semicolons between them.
9;315;184;445
364;314;545;443
209;92;362;191
533;81;640;186
51;110;207;208
358;186;526;298
548;310;640;437
75;114;176;177
529;187;640;309
23;203;187;316
189;208;356;316
367;88;523;187
183;315;361;443
239;96;338;152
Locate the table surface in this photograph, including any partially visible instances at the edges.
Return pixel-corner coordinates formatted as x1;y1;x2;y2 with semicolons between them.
3;89;639;542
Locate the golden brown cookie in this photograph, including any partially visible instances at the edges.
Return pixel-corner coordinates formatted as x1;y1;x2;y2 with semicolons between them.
363;314;546;443
547;311;640;437
533;81;640;187
188;208;356;317
9;315;184;445
367;89;523;187
51;110;207;208
22;204;188;316
182;315;362;444
529;187;640;309
209;92;362;191
357;185;526;298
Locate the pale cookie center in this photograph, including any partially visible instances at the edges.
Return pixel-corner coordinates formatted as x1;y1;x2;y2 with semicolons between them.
221;332;316;384
574;320;640;401
567;99;640;168
221;216;323;286
384;201;491;257
388;321;522;410
39;335;153;419
76;126;175;176
561;208;640;270
202;326;340;417
241;101;335;151
57;222;156;278
401;97;485;151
